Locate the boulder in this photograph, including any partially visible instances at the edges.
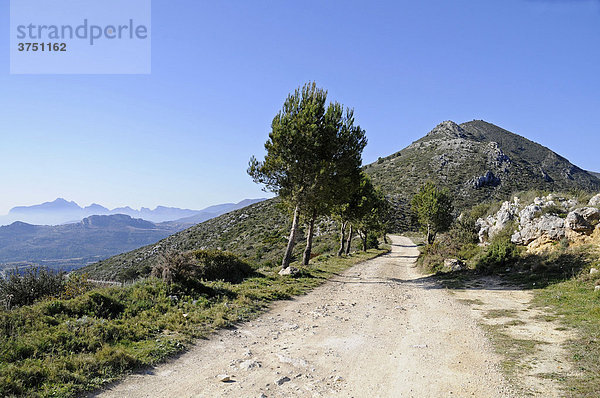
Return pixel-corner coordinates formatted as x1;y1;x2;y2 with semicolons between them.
443;258;465;271
519;204;542;222
278;267;300;276
589;193;600;207
565;211;591;233
511;215;565;245
590;268;599;275
565;207;600;234
581;207;600;224
476;198;519;243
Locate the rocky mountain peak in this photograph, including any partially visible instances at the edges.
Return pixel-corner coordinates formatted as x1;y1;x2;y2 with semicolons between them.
426;120;467;139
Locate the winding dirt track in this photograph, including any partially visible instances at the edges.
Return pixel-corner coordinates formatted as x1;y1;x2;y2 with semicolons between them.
97;236;513;398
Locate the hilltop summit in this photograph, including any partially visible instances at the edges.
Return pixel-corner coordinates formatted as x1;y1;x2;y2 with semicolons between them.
366;120;599;229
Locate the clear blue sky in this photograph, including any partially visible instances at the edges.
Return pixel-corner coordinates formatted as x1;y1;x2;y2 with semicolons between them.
1;0;599;214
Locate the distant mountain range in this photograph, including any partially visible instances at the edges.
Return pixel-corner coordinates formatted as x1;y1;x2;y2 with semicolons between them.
0;198;266;273
0;215;186;273
0;198;266;226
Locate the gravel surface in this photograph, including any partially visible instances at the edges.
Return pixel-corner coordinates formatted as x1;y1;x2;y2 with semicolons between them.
95;236;514;398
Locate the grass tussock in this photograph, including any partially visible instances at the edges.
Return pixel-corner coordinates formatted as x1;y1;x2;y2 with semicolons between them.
0;248;387;397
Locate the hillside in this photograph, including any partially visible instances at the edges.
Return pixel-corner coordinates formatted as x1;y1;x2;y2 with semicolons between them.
81;120;599;281
79;199;339;281
365;120;600;229
0;215;190;273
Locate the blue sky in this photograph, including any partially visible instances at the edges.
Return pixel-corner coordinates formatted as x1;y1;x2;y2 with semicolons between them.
1;0;599;214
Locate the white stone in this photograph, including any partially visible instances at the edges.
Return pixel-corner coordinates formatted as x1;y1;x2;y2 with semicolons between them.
588;193;600;207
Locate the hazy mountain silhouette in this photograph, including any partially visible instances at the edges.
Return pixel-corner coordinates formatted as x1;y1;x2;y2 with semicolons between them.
0;198;266;226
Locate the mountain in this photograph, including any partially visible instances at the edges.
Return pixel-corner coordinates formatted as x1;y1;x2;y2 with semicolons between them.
170;198;266;224
0;198;267;226
589;171;600;179
365;120;600;229
79;120;600;281
0;214;189;273
79;198;338;281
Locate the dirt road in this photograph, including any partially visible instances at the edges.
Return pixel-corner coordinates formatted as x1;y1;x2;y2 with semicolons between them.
97;236;513;397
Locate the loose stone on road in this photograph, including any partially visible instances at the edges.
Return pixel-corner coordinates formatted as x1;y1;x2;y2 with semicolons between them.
97;236;513;398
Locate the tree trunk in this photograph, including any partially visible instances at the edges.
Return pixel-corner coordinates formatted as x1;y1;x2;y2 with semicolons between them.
382;233;388;244
337;221;347;256
361;231;368;251
345;224;354;255
426;224;436;245
426;224;431;245
281;204;300;269
302;210;317;265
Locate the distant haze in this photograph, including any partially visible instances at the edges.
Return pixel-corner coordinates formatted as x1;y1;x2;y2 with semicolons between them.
0;198;266;226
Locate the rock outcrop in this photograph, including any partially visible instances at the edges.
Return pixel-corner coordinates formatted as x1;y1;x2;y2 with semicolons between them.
589;194;600;207
476;198;519;242
471;171;501;189
477;193;600;250
564;207;600;234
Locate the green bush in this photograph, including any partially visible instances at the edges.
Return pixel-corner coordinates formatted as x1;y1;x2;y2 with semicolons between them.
70;291;124;319
0;268;65;309
152;250;253;286
366;233;379;249
477;234;518;272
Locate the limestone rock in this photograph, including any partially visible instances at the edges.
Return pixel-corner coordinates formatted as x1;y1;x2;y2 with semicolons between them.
471;170;501;189
565;207;600;234
590;268;599;275
239;360;261;371
589;193;600;207
278;267;300;276
511;215;565;245
519;204;542;222
476;198;519;243
217;374;232;382
565;211;590;233
443;258;465;271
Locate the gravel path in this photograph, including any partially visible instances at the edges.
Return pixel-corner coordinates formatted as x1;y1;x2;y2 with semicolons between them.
96;235;513;398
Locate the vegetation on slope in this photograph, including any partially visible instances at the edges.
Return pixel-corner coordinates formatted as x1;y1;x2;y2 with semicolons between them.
0;248;388;397
365;120;600;230
79;199;350;281
0;215;188;274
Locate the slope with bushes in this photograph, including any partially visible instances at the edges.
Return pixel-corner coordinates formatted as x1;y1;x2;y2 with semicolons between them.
365;120;600;230
0;246;387;397
79;199;346;281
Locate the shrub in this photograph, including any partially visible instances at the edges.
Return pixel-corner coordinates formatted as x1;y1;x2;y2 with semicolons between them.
450;213;479;245
70;291;124;319
62;273;92;299
152;250;253;286
366;232;379;249
0;268;65;309
477;234;518;272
